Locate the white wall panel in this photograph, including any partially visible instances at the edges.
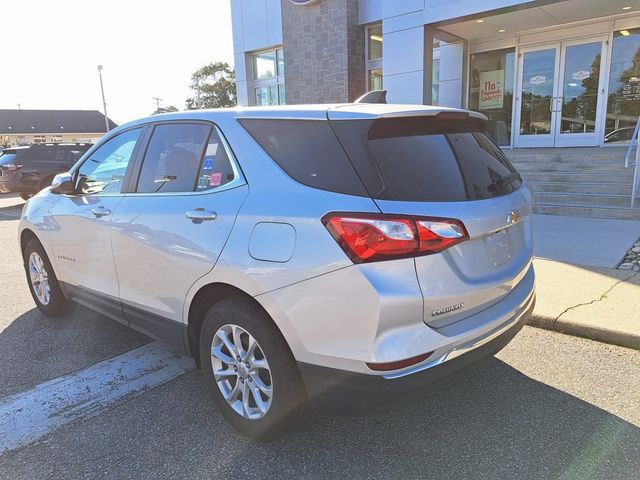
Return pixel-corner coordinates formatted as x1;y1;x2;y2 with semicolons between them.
359;0;383;24
382;26;424;76
382;0;424;19
384;71;424;104
424;0;533;24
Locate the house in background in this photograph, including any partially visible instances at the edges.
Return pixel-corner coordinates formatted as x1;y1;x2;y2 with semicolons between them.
0;109;116;146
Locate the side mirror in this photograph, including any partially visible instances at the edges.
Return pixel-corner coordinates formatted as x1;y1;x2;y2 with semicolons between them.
51;172;75;195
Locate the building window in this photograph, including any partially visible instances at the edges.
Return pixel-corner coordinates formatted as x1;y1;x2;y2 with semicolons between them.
604;28;640;144
366;25;383;90
253;48;285;106
468;48;516;146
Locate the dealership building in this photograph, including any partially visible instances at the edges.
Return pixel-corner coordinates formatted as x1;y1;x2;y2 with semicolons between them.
231;0;640;150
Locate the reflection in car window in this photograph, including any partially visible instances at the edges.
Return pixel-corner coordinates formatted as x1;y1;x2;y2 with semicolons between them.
136;124;210;193
196;129;236;191
77;129;141;195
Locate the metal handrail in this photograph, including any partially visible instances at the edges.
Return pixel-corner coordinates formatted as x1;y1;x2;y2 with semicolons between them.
626;115;640;208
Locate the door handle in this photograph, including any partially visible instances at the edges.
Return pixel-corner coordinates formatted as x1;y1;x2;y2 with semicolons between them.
91;207;111;218
186;208;217;223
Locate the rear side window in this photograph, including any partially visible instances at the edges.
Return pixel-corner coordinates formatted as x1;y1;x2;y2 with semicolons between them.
136;124;210;193
334;115;521;202
238;119;367;196
195;128;237;192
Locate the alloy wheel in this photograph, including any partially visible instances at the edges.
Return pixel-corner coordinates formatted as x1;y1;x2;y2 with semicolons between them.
210;324;273;420
28;252;50;305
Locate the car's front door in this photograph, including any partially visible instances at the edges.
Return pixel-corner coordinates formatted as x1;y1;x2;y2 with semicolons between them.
109;122;248;345
47;127;144;320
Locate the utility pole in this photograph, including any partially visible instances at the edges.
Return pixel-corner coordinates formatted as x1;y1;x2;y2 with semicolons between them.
152;97;163;112
97;65;110;132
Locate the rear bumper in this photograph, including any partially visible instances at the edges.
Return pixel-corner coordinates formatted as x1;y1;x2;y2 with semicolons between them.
298;292;535;414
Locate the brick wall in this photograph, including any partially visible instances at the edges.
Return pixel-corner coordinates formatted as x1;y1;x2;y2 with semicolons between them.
280;0;365;104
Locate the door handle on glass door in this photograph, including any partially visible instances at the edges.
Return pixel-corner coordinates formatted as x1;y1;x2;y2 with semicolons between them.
91;207;111;218
186;208;217;223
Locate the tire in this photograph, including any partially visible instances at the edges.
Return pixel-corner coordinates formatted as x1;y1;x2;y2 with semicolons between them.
23;237;69;317
19;193;32;201
199;296;309;441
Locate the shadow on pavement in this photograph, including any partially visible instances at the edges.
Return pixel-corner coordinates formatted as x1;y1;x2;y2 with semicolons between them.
1;353;637;479
0;202;23;221
0;305;149;398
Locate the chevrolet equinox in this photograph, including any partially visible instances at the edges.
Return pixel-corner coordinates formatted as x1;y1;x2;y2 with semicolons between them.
19;103;535;441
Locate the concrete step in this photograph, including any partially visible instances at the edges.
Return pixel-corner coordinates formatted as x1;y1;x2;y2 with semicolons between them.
505;147;632;163
509;155;635;165
515;162;630;173
522;171;634;183
534;191;634;208
527;181;633;195
534;203;640;220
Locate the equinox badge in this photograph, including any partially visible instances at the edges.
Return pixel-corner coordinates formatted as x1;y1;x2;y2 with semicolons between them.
432;302;464;317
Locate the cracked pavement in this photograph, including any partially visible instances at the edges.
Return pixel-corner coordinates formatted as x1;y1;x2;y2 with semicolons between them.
531;258;640;349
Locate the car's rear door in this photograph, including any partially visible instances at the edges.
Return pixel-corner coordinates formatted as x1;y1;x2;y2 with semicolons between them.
110;121;248;347
330;113;533;328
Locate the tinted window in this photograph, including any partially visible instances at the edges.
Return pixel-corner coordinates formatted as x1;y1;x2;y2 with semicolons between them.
49;145;91;164
8;148;52;164
196;128;237;192
136;124;209;193
238;119;367;196
77;129;141;195
334;116;521;202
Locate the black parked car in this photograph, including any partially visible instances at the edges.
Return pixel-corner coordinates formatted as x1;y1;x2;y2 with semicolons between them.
0;143;91;200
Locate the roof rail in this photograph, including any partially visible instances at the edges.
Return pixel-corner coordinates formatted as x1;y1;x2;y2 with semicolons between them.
354;90;387;104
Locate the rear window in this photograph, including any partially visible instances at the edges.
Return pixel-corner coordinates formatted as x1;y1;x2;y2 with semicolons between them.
333;115;521;202
238;119;368;196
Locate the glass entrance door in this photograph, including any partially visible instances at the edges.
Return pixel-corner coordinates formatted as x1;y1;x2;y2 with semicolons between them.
515;38;607;147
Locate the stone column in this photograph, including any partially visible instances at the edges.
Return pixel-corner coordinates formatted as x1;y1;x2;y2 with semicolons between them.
280;0;365;104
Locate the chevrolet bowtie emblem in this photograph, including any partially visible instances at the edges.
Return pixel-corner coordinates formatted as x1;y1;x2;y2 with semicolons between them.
506;210;521;225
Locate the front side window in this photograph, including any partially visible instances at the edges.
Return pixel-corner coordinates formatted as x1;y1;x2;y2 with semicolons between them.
76;128;141;195
136;123;210;193
253;48;285;106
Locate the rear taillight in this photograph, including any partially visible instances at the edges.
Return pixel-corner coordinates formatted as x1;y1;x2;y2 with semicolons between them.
322;213;468;264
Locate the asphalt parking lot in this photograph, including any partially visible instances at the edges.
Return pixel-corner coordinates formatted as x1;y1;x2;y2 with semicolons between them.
1;193;640;479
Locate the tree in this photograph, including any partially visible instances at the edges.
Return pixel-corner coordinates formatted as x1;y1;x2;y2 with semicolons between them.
185;62;236;109
152;105;179;115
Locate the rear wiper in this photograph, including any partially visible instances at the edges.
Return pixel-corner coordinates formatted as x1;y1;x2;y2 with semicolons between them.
488;173;521;194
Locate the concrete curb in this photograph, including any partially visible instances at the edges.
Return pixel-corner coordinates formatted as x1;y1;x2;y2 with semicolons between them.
528;314;640;351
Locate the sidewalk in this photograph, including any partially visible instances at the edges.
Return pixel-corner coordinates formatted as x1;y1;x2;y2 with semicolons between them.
530;258;640;350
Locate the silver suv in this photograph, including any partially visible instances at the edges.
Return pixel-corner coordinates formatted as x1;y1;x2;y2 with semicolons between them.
19;104;535;441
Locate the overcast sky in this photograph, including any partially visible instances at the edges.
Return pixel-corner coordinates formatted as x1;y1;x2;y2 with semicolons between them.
0;0;234;125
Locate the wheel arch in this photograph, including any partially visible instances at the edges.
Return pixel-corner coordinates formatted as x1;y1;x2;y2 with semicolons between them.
20;228;39;260
187;282;293;368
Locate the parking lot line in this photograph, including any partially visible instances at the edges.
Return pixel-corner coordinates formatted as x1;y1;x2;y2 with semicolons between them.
0;342;194;454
